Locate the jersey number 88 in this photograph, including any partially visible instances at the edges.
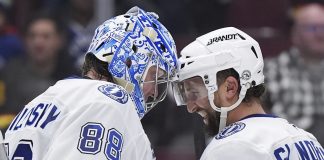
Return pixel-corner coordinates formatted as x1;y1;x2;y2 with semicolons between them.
78;122;123;160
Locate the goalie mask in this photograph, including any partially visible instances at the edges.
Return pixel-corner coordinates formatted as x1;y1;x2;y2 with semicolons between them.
173;27;264;131
87;6;178;118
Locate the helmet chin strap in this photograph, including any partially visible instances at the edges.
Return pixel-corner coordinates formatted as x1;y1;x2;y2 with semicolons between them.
208;88;247;133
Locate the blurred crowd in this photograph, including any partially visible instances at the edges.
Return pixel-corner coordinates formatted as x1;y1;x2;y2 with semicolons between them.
0;0;324;159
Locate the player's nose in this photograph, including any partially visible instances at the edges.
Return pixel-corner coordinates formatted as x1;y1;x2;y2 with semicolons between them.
149;87;156;98
187;101;198;113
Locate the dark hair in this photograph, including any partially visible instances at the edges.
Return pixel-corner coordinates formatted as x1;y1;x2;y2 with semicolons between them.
22;10;66;36
82;54;114;82
216;68;265;103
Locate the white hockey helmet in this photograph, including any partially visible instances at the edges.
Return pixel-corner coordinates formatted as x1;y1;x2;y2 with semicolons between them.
173;27;264;131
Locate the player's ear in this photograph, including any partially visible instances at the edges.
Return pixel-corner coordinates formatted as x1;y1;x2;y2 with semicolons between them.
224;76;239;100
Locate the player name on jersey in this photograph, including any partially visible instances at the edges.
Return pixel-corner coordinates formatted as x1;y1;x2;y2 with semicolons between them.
274;140;324;160
7;103;60;131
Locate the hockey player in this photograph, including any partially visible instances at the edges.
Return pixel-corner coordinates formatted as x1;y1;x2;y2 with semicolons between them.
0;132;8;160
4;6;177;160
173;27;324;159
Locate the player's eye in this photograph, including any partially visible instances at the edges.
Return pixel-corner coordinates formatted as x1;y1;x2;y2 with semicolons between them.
187;92;200;101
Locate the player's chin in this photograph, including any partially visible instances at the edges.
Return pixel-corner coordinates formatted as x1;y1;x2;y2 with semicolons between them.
144;95;149;102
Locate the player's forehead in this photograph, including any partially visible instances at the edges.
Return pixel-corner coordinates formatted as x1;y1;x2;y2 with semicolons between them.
147;65;166;75
183;76;205;87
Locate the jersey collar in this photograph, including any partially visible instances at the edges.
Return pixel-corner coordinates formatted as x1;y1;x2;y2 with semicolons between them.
240;114;278;121
64;75;90;79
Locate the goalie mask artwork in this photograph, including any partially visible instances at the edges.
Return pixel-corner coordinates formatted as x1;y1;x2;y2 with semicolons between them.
87;7;178;118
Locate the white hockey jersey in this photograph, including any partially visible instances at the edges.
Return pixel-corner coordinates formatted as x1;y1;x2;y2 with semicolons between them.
4;78;155;160
0;131;8;160
201;114;324;160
